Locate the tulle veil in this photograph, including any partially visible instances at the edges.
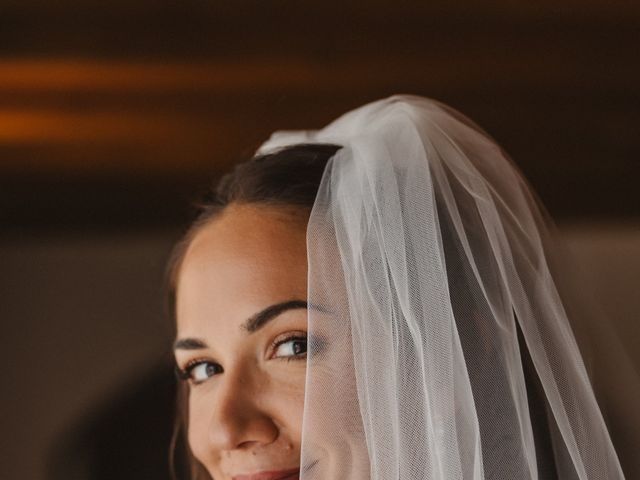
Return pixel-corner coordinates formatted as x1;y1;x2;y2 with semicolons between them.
256;95;634;479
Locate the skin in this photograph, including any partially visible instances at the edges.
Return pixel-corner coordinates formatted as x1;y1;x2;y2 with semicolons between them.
174;203;309;480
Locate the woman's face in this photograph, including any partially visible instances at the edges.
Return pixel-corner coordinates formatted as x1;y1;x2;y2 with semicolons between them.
174;204;308;480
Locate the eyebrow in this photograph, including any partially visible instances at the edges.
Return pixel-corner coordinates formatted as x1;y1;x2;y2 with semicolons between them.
173;299;311;351
173;337;208;350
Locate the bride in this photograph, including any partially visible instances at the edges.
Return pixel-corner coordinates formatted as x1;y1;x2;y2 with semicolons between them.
166;95;634;479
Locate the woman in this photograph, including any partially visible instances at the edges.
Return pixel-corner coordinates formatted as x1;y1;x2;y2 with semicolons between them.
167;95;632;479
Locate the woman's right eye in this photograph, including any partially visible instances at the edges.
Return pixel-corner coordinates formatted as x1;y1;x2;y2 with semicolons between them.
180;361;223;385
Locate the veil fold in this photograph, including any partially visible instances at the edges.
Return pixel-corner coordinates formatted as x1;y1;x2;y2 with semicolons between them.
257;95;627;479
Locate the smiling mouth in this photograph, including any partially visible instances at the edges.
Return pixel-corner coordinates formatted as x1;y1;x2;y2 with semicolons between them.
301;458;319;475
232;468;300;480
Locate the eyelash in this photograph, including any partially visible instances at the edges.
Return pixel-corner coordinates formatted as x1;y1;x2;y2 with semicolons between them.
175;332;308;385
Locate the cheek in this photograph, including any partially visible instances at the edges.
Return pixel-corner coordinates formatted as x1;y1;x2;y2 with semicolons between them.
187;394;213;464
269;369;307;440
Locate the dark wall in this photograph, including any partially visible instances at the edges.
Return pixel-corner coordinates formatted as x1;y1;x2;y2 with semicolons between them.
1;1;639;232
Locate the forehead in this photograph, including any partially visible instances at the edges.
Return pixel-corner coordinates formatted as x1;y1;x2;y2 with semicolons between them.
175;204;308;336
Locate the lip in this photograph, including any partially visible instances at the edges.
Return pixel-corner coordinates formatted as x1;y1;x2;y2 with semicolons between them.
232;467;300;480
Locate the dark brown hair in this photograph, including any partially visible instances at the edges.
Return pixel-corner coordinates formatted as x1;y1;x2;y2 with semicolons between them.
166;143;342;480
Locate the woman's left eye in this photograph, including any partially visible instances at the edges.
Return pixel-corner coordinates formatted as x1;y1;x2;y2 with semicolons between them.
176;360;223;385
272;335;307;359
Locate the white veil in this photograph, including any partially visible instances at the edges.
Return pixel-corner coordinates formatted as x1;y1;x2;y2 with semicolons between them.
256;95;627;479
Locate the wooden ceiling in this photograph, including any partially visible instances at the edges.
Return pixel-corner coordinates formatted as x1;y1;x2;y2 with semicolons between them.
1;1;639;231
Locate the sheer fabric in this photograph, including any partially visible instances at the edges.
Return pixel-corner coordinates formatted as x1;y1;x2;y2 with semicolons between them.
256;95;625;479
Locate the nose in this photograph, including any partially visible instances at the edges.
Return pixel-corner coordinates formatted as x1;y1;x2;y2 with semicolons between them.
208;367;279;451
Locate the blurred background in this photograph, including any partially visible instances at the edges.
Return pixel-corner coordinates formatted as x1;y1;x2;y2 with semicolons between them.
1;1;638;479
